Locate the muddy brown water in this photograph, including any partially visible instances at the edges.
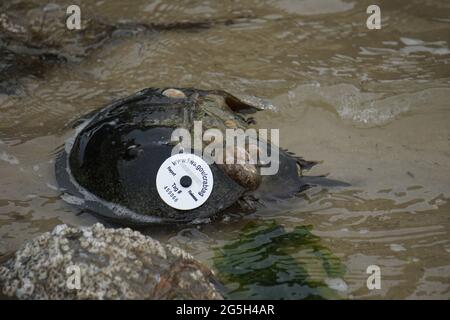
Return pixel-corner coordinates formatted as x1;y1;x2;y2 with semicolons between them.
1;0;449;299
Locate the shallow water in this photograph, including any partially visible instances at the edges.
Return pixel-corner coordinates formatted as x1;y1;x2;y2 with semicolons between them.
1;0;449;299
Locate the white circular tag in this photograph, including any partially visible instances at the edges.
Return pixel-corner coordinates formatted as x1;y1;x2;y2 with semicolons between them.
156;153;214;210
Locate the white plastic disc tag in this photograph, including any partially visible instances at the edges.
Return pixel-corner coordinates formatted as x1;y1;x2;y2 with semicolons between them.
156;153;214;210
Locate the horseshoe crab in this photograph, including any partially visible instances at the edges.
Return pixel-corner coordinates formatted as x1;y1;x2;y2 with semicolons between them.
55;88;346;225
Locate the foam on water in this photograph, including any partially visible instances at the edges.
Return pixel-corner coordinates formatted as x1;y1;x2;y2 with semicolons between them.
274;0;355;15
400;37;450;55
325;278;348;292
0;151;19;165
276;84;449;127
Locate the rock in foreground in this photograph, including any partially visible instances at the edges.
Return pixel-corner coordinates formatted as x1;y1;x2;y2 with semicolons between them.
0;223;223;300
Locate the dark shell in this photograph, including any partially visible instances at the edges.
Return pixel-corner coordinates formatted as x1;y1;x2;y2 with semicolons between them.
56;87;347;226
56;88;247;225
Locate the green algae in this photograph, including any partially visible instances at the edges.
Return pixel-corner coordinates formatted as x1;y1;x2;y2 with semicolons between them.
214;221;346;299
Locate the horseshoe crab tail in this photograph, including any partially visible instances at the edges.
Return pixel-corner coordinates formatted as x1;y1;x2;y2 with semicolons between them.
281;148;319;173
295;157;319;172
298;175;350;190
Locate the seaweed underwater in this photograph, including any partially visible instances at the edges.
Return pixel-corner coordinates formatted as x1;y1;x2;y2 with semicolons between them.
214;221;347;299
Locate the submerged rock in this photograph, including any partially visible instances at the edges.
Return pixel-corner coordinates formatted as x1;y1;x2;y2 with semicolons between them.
0;2;253;95
213;221;347;299
0;223;223;300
